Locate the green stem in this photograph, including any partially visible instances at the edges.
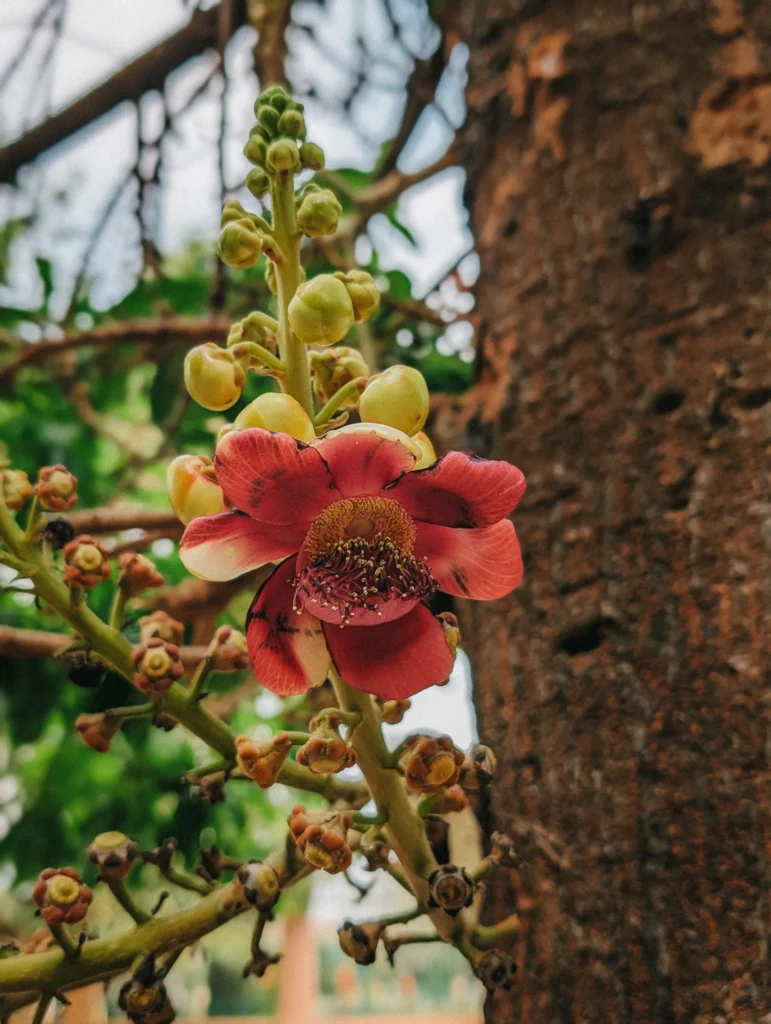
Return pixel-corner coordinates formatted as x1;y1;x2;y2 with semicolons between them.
108;588;128;631
105;879;151;925
188;650;217;702
160;862;214;897
107;703;154;721
31;992;52;1024
270;173;314;417
228;341;286;374
283;731;310;746
47;925;79;962
379;906;424;928
313;378;364;427
23;494;41;541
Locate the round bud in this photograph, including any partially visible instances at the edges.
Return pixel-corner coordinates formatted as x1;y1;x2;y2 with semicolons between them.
297;189;342;238
257;104;280;136
286;99;304;112
217;219;263;270
310;345;370;406
243;134;268;166
288;274;354;347
278;108;305;138
233;392;316;442
245;167;270;198
413;430;437;469
323;421;422;459
299;141;325;171
184;343;246;411
334;269;380;322
166;454;225;525
359;365;429;436
257;86;282;108
221;200;248;226
267;87;289;112
266;139;300;174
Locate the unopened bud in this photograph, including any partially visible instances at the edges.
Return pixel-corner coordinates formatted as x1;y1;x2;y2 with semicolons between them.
245;167;270;197
266;139;300;175
35;464;78;512
257;104;280;136
338;920;382;966
166;453;225;525
33;868;93;926
296;712;357;775
299;142;325;171
118;552;164;596
138;610;185;645
459;744;497;791
359;365;429;436
375;696;410;725
288;274;354;347
334;269;380;322
87;831;140;882
427;864;475;917
297;189;341;238
278;108;305;138
213;625;250;670
222;200;248;226
75;712;121;753
413;430;437;469
184;343;245;411
236;733;293;789
237;860;281;911
133;638;184;696
1;469;32;510
217;219;263;270
403;735;465;795
265;260;278;295
244;134;268;166
289;805;353;874
233;392;315;442
310;346;369;405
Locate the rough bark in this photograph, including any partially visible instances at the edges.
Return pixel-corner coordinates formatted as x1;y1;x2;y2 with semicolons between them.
451;2;771;1022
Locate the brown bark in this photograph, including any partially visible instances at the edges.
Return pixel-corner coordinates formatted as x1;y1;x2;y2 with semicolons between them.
452;2;771;1022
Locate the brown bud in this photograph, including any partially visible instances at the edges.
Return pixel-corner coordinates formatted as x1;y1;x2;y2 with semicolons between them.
214;625;250;670
62;535;111;589
459;744;497;791
132;638;184;696
32;868;93;926
237;860;281;911
296;712;356;775
438;612;462;661
475;949;517;991
1;469;32;510
87;831;140;881
235;732;292;788
35;464;78;512
430;785;469;814
75;712;122;753
138;610;185;646
375;697;411;725
427;864;475;917
338;920;383;966
289;805;353;874
403;736;465;795
490;831;523;869
118;552;164;596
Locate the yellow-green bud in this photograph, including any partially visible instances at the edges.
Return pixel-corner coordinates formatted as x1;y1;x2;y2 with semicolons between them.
359;365;429;436
230;311;278;348
233;393;315;442
217;219;263;270
221;200;248;226
266;139;300;174
278;109;305;138
299;141;325;171
244;135;268;166
288;274;354;347
297;189;341;238
413;430;437;469
265;260;278;295
311;346;369;406
257;104;280;136
166;454;226;525
246;167;270;198
334;269;380;322
184;343;246;411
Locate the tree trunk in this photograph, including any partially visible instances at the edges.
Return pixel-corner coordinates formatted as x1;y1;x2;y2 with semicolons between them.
451;2;771;1022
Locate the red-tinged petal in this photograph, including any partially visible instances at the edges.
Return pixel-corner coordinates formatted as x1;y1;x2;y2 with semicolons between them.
414;519;523;600
215;428;340;525
245;560;331;696
387;451;526;527
323;604;454;699
179;510;303;582
313;428;416;497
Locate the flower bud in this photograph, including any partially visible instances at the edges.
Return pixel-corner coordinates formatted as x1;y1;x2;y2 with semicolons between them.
35;464;78;512
244;134;268;166
266;138;300;174
430;785;469;814
257;85;286;110
66;650;107;690
167;453;227;526
257;104;280;135
403;735;465;795
233;392;315;442
87;831;140;881
288;274;354;347
310;346;369;406
427;864;475;917
289;806;353;874
334;269;380;322
1;469;32;510
138;610;185;646
278;108;305;138
413;430;437;469
118;552;164;596
212;624;250;669
299;141;325;171
221;199;248;226
237;860;281;911
119;954;175;1024
245;166;270;197
375;696;410;725
217;219;263;270
235;732;292;788
133;638;184;696
33;868;93;926
62;535;111;590
359;365;429;437
296;712;357;775
459;744;497;791
75;712;121;753
475;949;517;991
184;343;246;411
297;188;341;237
338;920;383;966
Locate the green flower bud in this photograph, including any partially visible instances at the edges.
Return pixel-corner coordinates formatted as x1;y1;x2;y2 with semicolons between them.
246;167;270;198
244;135;268;166
278;109;305;139
221;200;248;226
257;104;280;136
266;139;300;174
297;189;342;238
311;346;369;405
334;269;380;322
299;142;325;171
257;86;282;107
286;99;304;113
233;392;315;442
184;343;246;411
265;260;278;295
267;88;289;112
218;219;263;270
288;274;354;347
359;365;429;436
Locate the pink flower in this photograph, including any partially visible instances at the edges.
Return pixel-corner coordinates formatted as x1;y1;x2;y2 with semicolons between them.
179;426;525;699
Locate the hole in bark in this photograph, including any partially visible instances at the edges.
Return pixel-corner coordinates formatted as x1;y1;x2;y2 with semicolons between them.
652;388;684;414
503;217;519;237
666;467;696;510
557;616;616;656
625;241;651;271
658;332;678;348
738;386;771;409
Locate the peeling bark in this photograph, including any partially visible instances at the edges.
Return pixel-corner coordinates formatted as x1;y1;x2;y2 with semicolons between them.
453;2;771;1021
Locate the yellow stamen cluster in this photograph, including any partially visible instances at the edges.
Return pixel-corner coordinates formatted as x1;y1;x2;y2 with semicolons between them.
304;497;415;558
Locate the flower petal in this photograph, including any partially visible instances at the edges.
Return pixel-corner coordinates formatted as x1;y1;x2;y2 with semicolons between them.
245;560;331;696
215;428;340;525
415;519;523;600
180;510;303;581
323;604;454;699
388;451;526;527
313;426;416;497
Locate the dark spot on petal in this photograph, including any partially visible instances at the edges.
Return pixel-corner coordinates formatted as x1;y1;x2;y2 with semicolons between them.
452;568;470;595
